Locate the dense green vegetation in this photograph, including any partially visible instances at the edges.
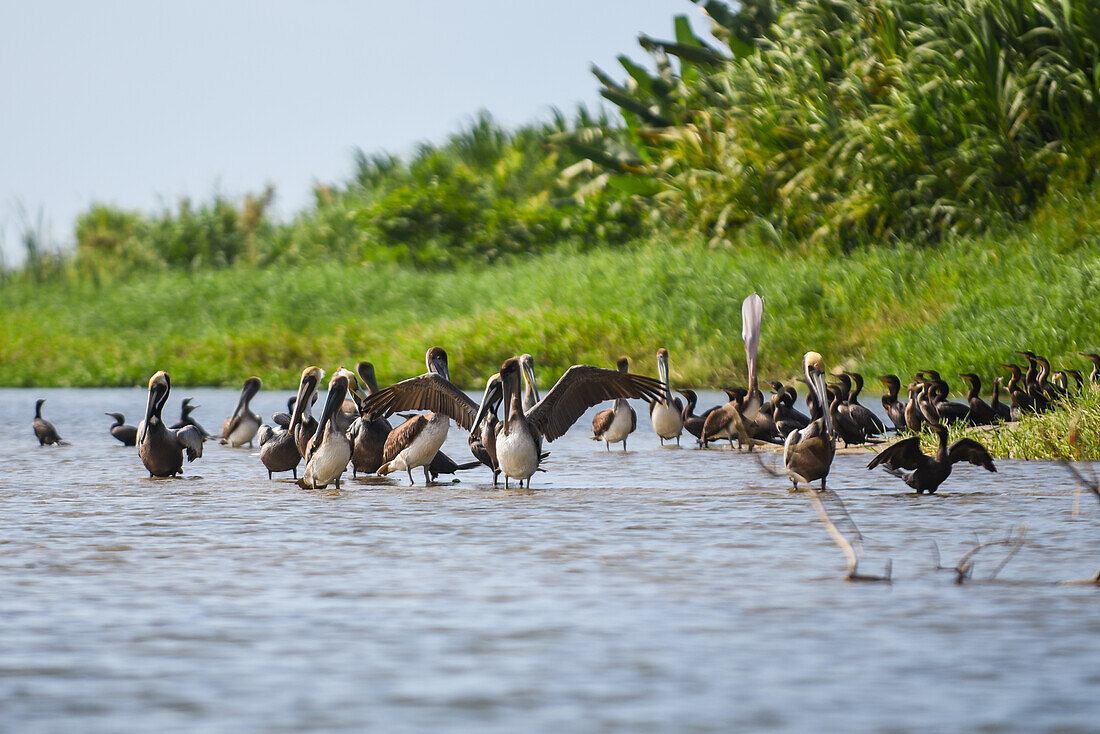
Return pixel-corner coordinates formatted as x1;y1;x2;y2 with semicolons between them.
578;0;1100;248
2;180;1099;390
3;0;1099;419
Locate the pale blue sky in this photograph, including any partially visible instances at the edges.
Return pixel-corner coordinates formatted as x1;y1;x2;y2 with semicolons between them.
1;1;703;263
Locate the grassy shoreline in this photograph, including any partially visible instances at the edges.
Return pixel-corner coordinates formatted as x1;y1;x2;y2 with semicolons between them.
2;185;1099;393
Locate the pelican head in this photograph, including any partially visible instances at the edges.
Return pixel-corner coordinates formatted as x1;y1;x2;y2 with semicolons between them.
520;353;539;404
426;347;450;382
140;370;171;444
616;356;629;373
289;366;324;435
499;357;523;435
802;352;833;437
471;372;503;435
334;366;368;408
656;348;671;397
355;361;379;394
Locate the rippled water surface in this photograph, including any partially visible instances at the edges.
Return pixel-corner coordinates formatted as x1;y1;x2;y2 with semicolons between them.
1;387;1098;733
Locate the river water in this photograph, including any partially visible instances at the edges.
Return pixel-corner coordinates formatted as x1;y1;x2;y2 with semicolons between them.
1;387;1097;733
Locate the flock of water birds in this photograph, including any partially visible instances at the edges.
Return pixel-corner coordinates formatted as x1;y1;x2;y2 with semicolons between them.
26;294;1100;500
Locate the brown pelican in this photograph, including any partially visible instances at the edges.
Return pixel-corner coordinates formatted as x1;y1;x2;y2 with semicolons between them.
783;352;836;490
32;399;65;446
701;293;765;450
701;387;752;449
299;373;353;489
649;348;684;445
170;398;213;439
379;413;451;485
287;366;325;457
221;377;262;447
877;375;907;432
347;361;394;477
360;347;480;484
105;412;138;446
476;356;663;488
591;357;638;451
137;371;204;477
258;397;302;480
868;423;995;494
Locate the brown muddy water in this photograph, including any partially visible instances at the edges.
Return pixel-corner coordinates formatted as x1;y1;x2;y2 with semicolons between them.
1;387;1098;733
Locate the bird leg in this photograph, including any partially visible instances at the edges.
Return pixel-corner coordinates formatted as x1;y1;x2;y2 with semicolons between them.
407;468;414;486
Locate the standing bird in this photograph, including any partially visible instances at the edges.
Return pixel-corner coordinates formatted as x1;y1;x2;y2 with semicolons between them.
990;377;1012;422
299;373;353;490
591;356;638;451
701;293;765;450
649;348;684;446
359;347;480;484
105;412;138;446
867;423;995;494
958;373;997;425
783;352;836;490
843;372;886;436
257;398;302;480
288;366;325;457
347;361;395;477
475;357;663;488
378;413;451;485
878;375;907;432
32;399;65;446
170;398;213;439
221;376;263;447
137;371;204;477
679;389;707;440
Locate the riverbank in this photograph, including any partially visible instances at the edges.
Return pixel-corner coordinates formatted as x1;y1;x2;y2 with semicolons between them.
1;184;1098;391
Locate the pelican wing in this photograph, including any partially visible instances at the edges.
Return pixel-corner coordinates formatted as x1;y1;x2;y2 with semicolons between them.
591;407;614;436
174;425;204;462
272;412;291;428
382;415;428;464
222;413;242;439
948;438;996;471
359;373;478;430
528;366;663;441
867;436;923;471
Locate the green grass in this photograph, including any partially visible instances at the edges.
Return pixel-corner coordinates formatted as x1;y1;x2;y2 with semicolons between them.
2;183;1099;393
938;388;1100;461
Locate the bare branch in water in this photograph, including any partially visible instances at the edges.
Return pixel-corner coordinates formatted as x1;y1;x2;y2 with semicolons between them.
952;525;1028;584
808;488;891;583
1057;460;1100;585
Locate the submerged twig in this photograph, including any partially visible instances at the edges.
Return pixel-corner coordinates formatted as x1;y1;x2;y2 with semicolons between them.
808;488;891;583
1058;460;1100;585
951;525;1028;584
